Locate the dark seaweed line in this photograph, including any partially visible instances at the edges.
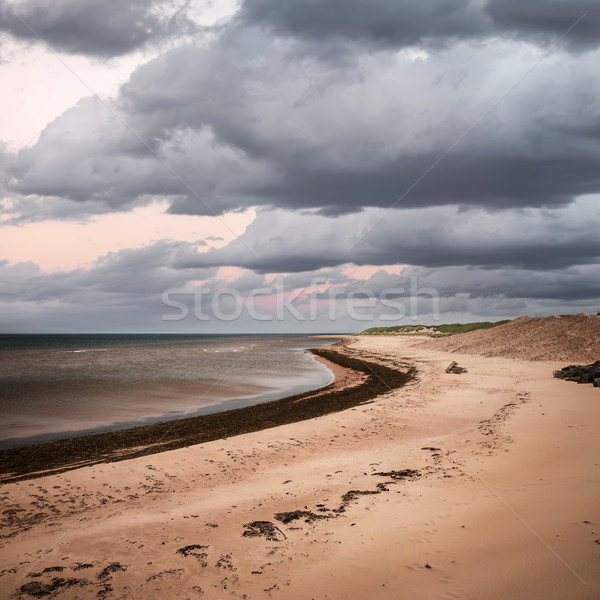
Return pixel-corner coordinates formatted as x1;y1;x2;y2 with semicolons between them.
0;348;416;483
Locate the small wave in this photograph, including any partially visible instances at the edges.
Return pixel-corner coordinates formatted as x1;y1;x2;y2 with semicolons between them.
201;346;253;354
67;348;109;353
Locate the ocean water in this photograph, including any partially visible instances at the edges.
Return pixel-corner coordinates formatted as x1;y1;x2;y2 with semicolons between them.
0;334;338;449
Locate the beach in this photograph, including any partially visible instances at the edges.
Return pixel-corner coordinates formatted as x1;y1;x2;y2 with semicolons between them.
1;332;599;599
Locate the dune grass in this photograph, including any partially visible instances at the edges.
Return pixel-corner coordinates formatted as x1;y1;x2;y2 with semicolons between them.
360;320;511;336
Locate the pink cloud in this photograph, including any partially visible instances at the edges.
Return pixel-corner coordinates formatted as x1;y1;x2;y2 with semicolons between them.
0;203;255;272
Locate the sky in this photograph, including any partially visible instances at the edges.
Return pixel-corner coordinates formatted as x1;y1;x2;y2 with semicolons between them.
1;0;599;333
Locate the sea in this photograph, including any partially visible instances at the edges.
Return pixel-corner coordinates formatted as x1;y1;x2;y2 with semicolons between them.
0;334;338;450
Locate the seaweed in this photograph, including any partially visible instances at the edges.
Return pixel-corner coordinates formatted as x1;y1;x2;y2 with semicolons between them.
242;521;286;542
0;345;416;483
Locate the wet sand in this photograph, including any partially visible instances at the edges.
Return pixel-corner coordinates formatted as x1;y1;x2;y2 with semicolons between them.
0;335;599;599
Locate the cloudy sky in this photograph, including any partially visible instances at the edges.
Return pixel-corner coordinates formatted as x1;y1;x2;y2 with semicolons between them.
1;0;599;333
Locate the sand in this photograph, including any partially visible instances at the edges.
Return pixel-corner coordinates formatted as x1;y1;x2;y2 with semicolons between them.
420;313;600;362
1;334;599;599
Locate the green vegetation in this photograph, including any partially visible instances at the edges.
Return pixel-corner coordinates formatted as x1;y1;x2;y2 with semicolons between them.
435;320;511;334
359;325;444;337
359;320;511;336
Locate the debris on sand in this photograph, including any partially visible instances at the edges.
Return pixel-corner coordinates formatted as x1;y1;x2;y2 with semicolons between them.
274;510;330;524
97;562;127;580
176;545;210;566
445;361;468;374
242;521;286;542
19;577;87;597
372;469;420;481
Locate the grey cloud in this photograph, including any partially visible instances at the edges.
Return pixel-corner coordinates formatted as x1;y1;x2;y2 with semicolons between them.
239;0;489;49
240;152;600;215
278;269;354;292
225;270;267;294
7;32;600;221
487;0;600;50
0;0;196;57
0;240;214;303
1;243;598;333
176;200;600;274
3;1;600;332
240;0;600;51
357;264;600;303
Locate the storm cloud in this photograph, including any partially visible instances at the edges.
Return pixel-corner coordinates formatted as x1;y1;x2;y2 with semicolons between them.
0;0;195;57
2;0;600;330
240;0;600;51
6;28;600;221
174;199;600;273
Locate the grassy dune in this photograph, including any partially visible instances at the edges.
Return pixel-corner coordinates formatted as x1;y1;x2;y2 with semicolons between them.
359;320;511;336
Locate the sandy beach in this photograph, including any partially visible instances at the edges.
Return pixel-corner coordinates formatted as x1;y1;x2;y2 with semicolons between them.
1;333;599;599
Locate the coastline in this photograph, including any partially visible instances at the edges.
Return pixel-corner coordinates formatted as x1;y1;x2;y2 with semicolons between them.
0;337;414;483
0;335;598;599
0;333;340;450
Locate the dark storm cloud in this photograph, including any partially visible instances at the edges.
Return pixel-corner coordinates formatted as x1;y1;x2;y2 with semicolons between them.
175;201;600;273
240;0;600;51
3;0;600;330
237;152;600;215
239;0;489;49
358;264;600;303
7;28;600;221
0;0;195;57
487;0;600;50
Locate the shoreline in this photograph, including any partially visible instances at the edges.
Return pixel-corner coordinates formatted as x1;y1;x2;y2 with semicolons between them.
0;337;415;483
0;335;598;598
0;350;337;452
0;334;342;451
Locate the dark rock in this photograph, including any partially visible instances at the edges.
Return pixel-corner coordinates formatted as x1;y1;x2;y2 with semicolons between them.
553;361;600;386
446;361;468;374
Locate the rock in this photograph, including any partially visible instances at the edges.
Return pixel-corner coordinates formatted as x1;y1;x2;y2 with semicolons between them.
553;360;600;386
445;361;468;374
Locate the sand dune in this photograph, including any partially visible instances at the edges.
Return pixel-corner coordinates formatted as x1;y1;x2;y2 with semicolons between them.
0;333;599;599
420;313;600;362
